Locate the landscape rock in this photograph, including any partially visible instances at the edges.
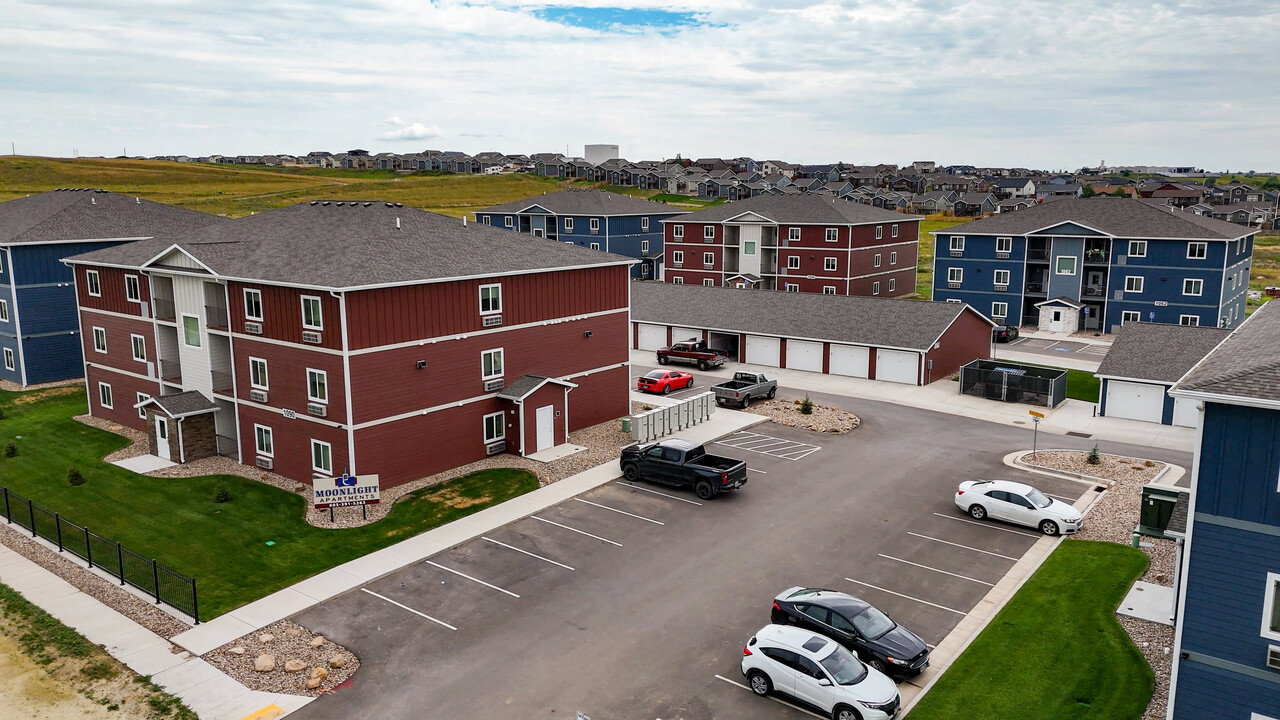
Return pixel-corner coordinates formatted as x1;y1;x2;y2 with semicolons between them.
328;654;345;669
311;666;328;681
254;654;276;672
305;676;323;690
228;646;246;655
204;620;359;698
309;635;326;648
284;627;302;638
284;659;307;673
258;633;275;644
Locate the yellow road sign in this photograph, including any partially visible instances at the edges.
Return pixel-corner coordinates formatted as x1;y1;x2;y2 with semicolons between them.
1028;410;1045;419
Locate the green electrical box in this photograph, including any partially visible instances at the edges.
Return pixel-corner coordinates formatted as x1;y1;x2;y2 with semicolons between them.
1138;484;1182;538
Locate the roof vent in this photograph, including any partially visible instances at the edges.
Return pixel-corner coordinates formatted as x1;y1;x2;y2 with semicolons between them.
363;202;371;207
396;217;401;230
135;197;141;203
462;216;467;227
310;201;317;205
395;202;402;207
322;201;330;206
385;202;393;207
91;197;96;205
336;201;345;206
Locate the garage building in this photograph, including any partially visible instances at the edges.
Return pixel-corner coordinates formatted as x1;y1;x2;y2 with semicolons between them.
631;281;994;386
1094;322;1230;427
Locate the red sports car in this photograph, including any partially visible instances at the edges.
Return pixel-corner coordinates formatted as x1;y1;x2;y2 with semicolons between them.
637;369;694;394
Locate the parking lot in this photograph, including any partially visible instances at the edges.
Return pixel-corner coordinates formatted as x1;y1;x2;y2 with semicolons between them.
291;379;1187;720
1003;337;1110;359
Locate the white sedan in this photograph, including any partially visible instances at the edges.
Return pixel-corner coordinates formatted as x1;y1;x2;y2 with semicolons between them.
742;624;900;719
954;479;1082;536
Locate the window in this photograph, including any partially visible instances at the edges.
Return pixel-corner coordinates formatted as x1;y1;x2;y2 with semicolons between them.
787;255;800;270
873;253;882;268
1229;274;1236;290
950;236;965;252
888;278;896;292
672;276;684;285
0;299;7;322
876;226;883;240
891;224;899;238
1122;310;1141;324
703;252;714;266
1237;237;1245;254
125;274;141;302
673;225;684;238
1180;315;1200;326
890;251;898;265
481;348;504;380
2;348;13;371
504;216;513;228
824;257;837;271
1125;276;1144;293
640;240;649;253
1187;242;1207;259
311;439;332;475
785;283;799;292
703;225;715;239
249;357;268;390
254;425;274;456
92;326;107;353
563;217;574;232
86;269;101;297
136;393;149;419
483;411;505;443
641;218;649;232
823;286;836;295
243;288;263;321
872;281;881;295
590;242;600;251
182;315;201;347
301;296;323;330
992;302;1009;318
1184;278;1203;296
994;269;1010;286
672;250;684;265
703;279;714;287
1056;256;1077;275
996;237;1012;254
479;284;502;315
948;268;963;284
589;218;600;234
825;228;838;242
1264;572;1280;641
1128;240;1147;257
788;227;800;241
98;382;112;409
744;241;757;255
307;369;328;403
481;216;490;225
130;334;146;362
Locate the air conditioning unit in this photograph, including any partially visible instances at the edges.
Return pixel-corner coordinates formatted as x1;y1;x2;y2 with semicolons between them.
255;456;273;470
244;321;263;335
302;331;322;344
486;442;506;456
672;262;683;268
482;315;503;328
307;403;327;418
995;285;1008;292
996;252;1011;259
1268;645;1280;671
950;250;964;257
484;378;504;392
948;282;962;289
249;389;268;403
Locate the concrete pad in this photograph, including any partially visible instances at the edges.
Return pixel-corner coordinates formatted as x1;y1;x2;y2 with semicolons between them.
288;566;365;603
1117;580;1176;626
119;640;190;676
103;625;170;656
227;588;318;631
527;443;587;463
207;692;313;720
152;657;230;695
177;673;258;717
111;454;177;473
172;615;258;656
342;547;418;583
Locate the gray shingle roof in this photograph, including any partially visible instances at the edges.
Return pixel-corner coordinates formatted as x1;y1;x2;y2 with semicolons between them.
141;390;218;417
631;282;990;351
656;194;921;225
934;198;1252;240
0;189;224;245
1173;300;1280;402
478;189;684;217
65;201;634;290
496;374;549;400
1095;323;1230;383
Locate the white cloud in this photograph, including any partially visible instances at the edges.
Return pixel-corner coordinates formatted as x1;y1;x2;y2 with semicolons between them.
380;122;442;141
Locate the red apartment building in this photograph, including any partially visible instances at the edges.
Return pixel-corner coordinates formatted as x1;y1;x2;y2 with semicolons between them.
661;195;921;297
65;201;633;488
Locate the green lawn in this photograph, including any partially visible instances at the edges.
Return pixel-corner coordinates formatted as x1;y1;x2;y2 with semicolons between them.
916;217;972;299
908;540;1152;720
0;386;540;619
1006;363;1100;403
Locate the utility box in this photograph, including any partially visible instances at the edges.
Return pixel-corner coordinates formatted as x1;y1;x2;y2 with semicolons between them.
1138;484;1183;538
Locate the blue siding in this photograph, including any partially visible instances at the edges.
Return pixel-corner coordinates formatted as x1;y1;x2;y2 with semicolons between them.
0;335;18;384
1046;237;1084;299
1171;659;1280;720
932;234;1026;322
22;333;85;385
1181;522;1280;664
1196;403;1280;525
476;209;676;280
1039;221;1104;236
13;241;121;285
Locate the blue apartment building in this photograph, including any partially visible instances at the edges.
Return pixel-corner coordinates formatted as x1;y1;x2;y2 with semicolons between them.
931;198;1255;333
0;189;221;386
475;189;684;279
1167;301;1280;718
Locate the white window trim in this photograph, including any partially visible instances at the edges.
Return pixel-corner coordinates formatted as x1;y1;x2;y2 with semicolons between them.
92;326;107;354
1183;278;1203;297
788;227;801;241
785;283;799;292
86;269;101;297
1179;314;1200;326
249;357;269;390
703;252;715;265
992;302;1009;318
311;439;333;474
873;253;882;268
672;276;684;285
136;392;149;419
130;333;147;362
890;251;898;265
787;255;800;270
703;278;714;287
703;225;715;239
483;411;505;443
888;278;896;292
994;270;1011;286
564;217;575;231
504;215;513;228
481;348;504;380
482;216;490;225
875;226;883;240
98;381;113;409
948;268;963;283
0;299;8;322
673;224;684;238
672;250;684;264
891;224;899;238
824;257;837;271
301;295;323;331
1055;256;1077;275
182;314;201;347
1122;311;1141;324
823;286;836;294
307;368;328;404
1128;240;1147;258
950;236;965;251
2;348;14;371
125;274;141;302
825;228;838;242
1187;242;1207;260
589;218;600;234
872;281;881;295
243;288;263;322
641;218;650;232
996;237;1013;253
640;239;650;252
479;283;502;316
1262;572;1280;642
1125;276;1144;293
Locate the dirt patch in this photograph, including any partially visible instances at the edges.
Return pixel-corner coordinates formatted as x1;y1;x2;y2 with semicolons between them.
425;487;492;510
11;387;81;405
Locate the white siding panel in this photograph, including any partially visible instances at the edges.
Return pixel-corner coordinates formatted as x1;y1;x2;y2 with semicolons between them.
745;335;781;367
1172;396;1199;428
785;340;824;373
829;344;870;378
1105;380;1165;424
636;323;667;351
875;349;919;385
672;327;703;343
170;273;212;396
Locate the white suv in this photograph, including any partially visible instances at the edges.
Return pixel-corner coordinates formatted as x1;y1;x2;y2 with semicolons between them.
954;479;1082;535
741;624;900;719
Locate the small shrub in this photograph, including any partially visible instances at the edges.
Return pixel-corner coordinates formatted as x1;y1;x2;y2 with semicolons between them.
1086;444;1101;465
3;443;16;458
213;484;231;503
67;468;86;486
799;396;814;415
1143;460;1156;468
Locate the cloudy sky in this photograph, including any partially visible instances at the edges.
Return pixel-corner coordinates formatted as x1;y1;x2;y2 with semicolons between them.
3;0;1277;170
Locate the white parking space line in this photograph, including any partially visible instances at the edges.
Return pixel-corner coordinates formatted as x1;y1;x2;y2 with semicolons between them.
713;675;828;719
748;468;768;474
906;532;1021;561
616;481;704;506
713;431;821;461
360;588;459;630
424;561;521;598
481;537;576;571
531;516;624;546
932;512;1041;538
1045;493;1079;502
575;498;665;525
878;554;995;587
844;578;967;616
776;447;821;460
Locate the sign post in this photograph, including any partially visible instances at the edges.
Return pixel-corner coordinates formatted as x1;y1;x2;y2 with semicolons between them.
1028;410;1044;460
313;473;381;522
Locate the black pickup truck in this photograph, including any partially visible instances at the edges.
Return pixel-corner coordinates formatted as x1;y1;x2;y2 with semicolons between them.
619;439;748;500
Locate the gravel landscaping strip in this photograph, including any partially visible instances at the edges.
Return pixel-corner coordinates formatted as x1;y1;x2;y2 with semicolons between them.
0;378;83;393
1118;614;1175;720
204;619;358;696
743;399;860;433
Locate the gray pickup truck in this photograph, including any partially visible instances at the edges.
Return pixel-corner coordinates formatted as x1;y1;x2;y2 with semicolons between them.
713;371;778;408
618;439;747;500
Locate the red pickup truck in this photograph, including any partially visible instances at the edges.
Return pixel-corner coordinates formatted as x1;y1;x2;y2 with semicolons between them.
657;340;727;371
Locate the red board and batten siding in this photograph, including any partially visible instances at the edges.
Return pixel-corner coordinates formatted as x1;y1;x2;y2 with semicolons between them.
925;308;994;381
76;266;150;317
227;282;343;351
514;383;568;455
233;337;347;421
84;365;160;432
80;312;157;376
238;405;348;483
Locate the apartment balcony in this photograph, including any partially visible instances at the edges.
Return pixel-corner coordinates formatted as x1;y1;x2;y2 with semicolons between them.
206;304;229;330
1083;251;1109;264
211;371;234;395
1025;281;1047;295
153;298;176;322
216;435;237;458
1027;249;1050;262
160;360;182;382
1083;286;1106;297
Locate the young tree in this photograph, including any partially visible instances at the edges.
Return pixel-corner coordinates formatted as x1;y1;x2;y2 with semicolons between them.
1112;188;1128;198
1081;185;1097;198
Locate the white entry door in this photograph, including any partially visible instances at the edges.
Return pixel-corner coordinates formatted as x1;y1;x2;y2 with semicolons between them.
535;405;555;453
1049;309;1064;332
155;417;171;460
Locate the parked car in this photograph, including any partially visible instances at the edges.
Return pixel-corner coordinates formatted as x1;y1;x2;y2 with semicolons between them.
741;624;901;720
713;371;776;408
954;479;1082;535
656;340;726;371
618;438;746;500
993;325;1020;342
636;369;694;395
771;587;929;680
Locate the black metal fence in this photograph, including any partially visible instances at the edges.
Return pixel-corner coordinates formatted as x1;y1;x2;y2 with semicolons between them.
1;487;199;623
959;359;1068;409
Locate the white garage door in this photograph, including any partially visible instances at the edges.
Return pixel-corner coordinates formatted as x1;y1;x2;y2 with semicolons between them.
1105;380;1165;424
786;340;824;373
875;349;919;385
1172;397;1199;428
745;335;781;367
672;327;703;344
636;323;667;351
829;344;870;378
